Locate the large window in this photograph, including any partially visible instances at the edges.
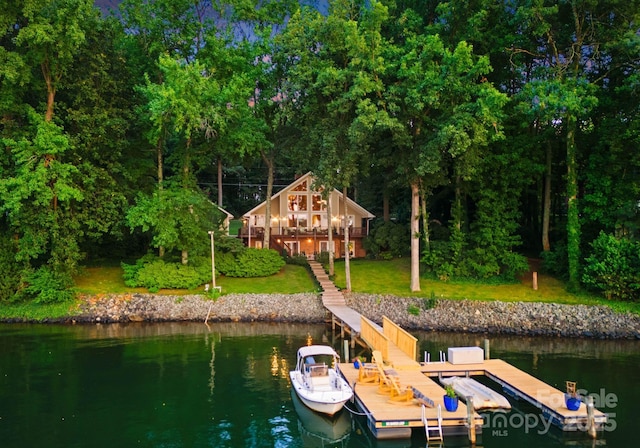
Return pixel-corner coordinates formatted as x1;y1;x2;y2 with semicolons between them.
311;194;325;211
288;214;308;228
287;194;307;211
292;180;307;191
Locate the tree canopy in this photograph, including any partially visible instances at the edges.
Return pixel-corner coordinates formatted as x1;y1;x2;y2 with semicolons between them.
1;0;639;301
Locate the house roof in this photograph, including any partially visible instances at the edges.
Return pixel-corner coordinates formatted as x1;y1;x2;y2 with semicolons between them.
242;172;375;219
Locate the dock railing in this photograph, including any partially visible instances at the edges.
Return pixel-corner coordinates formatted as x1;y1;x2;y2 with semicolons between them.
360;316;389;360
383;316;418;360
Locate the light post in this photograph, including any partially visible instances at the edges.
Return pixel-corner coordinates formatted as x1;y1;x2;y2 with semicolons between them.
208;230;221;292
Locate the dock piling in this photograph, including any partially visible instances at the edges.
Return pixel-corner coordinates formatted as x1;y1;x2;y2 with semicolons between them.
586;395;597;438
484;339;490;360
467;396;476;444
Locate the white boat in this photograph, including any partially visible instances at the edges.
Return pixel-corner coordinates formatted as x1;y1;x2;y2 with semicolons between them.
441;376;511;410
289;345;354;416
291;389;351;447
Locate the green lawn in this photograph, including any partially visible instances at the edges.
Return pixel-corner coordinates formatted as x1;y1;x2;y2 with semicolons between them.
73;263;316;296
4;256;637;321
331;257;640;314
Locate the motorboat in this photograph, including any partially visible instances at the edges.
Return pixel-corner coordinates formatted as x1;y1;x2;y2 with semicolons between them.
441;376;511;410
291;389;351;447
289;345;354;416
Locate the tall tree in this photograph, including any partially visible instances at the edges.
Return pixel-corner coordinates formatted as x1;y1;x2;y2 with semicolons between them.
384;8;507;290
280;0;391;286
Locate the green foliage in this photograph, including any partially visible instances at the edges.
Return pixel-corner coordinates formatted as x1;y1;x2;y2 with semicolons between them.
0;236;21;302
423;294;437;310
582;232;640;301
363;221;410;258
121;255;211;292
218;248;285;278
126;185;224;257
407;304;420;316
17;266;75;304
315;251;330;265
285;254;309;267
445;384;456;398
541;242;569;281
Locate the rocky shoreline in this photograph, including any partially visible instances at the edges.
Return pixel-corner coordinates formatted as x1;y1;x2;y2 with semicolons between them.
17;292;640;340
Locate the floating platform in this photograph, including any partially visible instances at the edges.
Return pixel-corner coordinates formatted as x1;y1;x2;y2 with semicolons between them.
421;359;608;432
339;363;483;440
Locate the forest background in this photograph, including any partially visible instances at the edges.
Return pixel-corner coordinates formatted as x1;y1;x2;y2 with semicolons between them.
1;0;639;306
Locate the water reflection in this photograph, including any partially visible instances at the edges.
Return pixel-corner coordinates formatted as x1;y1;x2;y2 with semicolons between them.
0;322;637;448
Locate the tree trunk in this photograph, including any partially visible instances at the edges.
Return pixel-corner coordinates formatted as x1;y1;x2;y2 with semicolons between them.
410;180;421;292
343;186;351;292
217;157;223;207
327;191;334;276
157;133;165;258
566;113;580;291
542;139;552;252
42;62;55;122
261;150;274;249
454;174;463;231
420;181;430;253
383;189;390;222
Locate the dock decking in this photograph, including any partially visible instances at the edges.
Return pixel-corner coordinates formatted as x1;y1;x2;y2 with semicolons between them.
306;260;606;441
421;359;607;431
339;363;483;439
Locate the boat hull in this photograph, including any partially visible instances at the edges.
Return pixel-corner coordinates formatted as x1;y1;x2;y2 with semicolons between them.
289;371;352;416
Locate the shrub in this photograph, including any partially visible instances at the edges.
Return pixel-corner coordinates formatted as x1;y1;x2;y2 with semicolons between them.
0;237;21;302
122;255;211;292
18;266;75;303
582;232;640;301
286;254;309;266
407;304;420;316
315;251;330;265
219;248;285;277
363;221;410;258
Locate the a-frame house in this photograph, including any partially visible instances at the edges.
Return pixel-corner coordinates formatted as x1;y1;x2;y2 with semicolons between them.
239;172;375;258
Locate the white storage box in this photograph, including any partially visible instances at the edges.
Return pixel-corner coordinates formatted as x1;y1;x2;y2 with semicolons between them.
448;346;484;365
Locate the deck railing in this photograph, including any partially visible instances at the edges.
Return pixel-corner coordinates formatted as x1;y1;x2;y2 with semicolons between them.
238;226;368;238
360;316;389;360
383;316;418;361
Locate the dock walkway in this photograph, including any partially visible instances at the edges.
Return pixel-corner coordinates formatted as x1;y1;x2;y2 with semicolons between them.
309;260;370;335
421;359;607;431
306;260;605;440
308;260;477;438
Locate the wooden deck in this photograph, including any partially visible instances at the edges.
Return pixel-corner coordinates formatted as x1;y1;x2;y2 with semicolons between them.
306;260;606;441
421;359;608;431
339;362;483;439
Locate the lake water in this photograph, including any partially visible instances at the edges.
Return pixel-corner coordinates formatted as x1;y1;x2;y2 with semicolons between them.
0;322;637;447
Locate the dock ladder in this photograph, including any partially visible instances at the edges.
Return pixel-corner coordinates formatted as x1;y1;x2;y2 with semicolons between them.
422;404;443;444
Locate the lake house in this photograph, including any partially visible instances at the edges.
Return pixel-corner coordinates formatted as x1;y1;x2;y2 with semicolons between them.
239;172;375;258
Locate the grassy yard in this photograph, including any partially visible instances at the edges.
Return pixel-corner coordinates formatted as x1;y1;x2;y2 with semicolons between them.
3;256;637;321
330;257;640;314
73;263;316;296
73;257;638;313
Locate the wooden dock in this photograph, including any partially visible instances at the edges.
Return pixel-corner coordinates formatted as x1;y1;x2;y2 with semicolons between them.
339;362;483;439
306;260;607;441
421;359;608;431
309;260;366;337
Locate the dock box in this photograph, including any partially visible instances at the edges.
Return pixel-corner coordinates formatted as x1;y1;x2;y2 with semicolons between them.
448;347;484;365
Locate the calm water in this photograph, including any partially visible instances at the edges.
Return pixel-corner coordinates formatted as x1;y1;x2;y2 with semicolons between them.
0;322;637;447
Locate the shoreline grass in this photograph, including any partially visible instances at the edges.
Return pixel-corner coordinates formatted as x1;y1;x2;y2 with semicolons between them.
2;257;638;321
